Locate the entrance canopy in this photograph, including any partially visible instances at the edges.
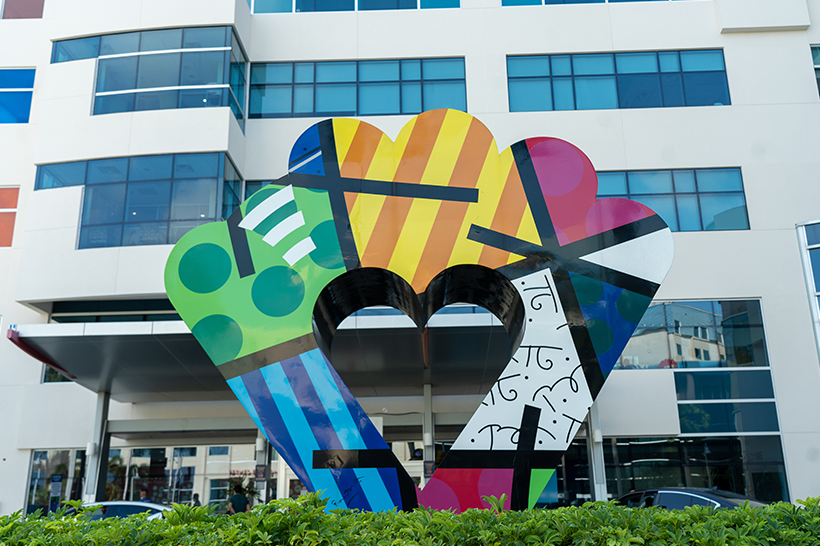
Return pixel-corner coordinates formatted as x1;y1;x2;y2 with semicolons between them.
9;308;510;403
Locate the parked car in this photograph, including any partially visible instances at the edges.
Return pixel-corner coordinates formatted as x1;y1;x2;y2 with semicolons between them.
617;488;767;510
74;501;171;520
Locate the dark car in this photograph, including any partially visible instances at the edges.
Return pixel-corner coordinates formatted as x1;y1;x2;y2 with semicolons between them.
617;488;767;510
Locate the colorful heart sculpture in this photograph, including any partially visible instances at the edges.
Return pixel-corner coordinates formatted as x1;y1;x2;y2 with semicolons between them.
164;109;674;512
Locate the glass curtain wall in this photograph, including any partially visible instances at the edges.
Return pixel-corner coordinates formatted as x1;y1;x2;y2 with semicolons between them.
26;450;86;515
104;444;268;509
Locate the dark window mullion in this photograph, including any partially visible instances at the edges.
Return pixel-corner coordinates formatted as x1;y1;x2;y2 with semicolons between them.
355;61;360;116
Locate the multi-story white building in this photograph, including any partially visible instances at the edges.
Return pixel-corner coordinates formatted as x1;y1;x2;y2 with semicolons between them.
1;0;819;514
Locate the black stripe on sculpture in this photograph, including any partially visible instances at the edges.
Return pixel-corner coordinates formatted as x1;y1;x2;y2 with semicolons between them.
227;207;255;279
317;119;362;271
313;449;419;511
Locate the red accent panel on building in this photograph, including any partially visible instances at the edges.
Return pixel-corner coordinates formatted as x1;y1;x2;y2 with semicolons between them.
0;212;15;247
1;0;45;18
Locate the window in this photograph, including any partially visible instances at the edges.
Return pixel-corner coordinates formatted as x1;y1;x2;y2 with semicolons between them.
694;348;701;359
703;350;710;361
0;187;18;246
0;69;34;123
615;300;769;370
1;0;45;18
252;0;457;13
678;402;779;433
675;370;775;401
605;436;788;503
52;28;247;124
812;47;820;95
208;446;230;456
35;153;243;249
676;343;682;356
508;50;730;112
26;450;86;515
50;299;180;323
173;447;197;458
249;58;466;118
596;169;749;231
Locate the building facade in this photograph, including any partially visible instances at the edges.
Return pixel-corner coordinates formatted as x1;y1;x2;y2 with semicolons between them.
1;0;819;514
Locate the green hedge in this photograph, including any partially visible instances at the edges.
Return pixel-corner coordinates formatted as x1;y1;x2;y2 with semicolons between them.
1;494;819;546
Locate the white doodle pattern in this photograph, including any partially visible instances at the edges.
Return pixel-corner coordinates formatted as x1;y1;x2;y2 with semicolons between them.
450;267;593;452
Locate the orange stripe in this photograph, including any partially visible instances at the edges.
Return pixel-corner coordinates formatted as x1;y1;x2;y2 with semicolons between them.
339;122;383;180
344;192;358;216
477;162;529;268
411;118;494;289
361;110;448;268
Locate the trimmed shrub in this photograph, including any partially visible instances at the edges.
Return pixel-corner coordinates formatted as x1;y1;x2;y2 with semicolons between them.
0;493;819;546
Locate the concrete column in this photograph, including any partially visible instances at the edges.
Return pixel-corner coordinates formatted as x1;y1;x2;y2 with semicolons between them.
422;384;434;482
255;430;269;504
586;402;608;502
276;453;288;500
83;391;110;502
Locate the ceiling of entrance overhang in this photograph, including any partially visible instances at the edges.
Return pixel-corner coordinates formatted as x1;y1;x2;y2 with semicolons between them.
15;322;510;403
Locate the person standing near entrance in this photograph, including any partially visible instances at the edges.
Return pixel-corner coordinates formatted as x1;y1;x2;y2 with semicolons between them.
139;489;152;503
191;493;201;507
227;484;249;514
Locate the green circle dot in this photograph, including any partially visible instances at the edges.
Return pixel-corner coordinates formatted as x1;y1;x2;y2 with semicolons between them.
616;290;652;324
252;266;305;317
572;275;603;306
178;243;232;294
587;318;614;354
309;220;344;270
192;314;243;365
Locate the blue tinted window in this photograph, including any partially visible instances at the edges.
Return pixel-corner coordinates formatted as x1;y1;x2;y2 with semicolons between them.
58;153;237;248
87;158;129;184
97;57;138;92
360;0;416;9
596;168;748;231
678;402;779;433
94;94;135;115
55;28;230;62
249;58;466;118
100;33;140;56
253;0;459;10
806;223;820;246
255;0;293;11
0;69;35;124
182;51;227;86
508;50;730;112
52;37;100;63
296;0;354;11
82;27;235;118
82;184;126;225
675;370;775;401
174;154;220;178
37;162;87;189
137;53;181;89
0;91;33;123
140;29;183;52
208;446;230;456
183;27;229;49
420;0;459;8
129;156;173;181
0;69;35;88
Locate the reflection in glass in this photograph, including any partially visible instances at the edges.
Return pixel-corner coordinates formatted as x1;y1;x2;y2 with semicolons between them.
614;300;768;370
604;436;788;503
26;450;86;515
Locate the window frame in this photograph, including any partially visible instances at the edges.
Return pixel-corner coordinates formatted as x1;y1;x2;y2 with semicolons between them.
596;168;749;232
507;50;731;113
248;57;467;118
0;68;35;124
